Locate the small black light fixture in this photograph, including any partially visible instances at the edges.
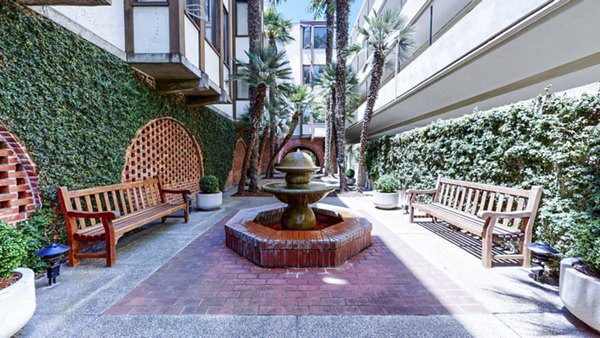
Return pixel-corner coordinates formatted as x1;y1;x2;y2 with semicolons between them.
35;243;70;286
525;241;560;281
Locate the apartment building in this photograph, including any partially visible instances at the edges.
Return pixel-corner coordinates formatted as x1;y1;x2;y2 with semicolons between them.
27;0;235;118
346;0;600;142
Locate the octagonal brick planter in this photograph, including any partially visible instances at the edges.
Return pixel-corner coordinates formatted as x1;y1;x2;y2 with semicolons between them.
560;258;600;333
0;268;36;337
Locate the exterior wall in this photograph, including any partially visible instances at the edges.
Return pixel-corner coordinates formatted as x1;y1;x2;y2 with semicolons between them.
31;1;126;58
279;138;325;169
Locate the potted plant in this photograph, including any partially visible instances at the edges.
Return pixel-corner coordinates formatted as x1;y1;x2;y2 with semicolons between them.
346;169;356;186
559;219;600;332
373;174;400;209
196;175;222;210
0;222;36;337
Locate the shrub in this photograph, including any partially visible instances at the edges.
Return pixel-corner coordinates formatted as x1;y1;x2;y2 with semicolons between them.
200;175;220;194
0;222;27;278
374;174;400;193
573;217;600;274
345;169;355;178
19;209;58;272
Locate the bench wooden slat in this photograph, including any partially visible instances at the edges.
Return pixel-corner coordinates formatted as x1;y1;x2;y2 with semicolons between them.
440;177;531;197
66;178;160;198
470;189;480;215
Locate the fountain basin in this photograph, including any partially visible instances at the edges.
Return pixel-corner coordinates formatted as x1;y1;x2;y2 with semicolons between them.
225;203;372;268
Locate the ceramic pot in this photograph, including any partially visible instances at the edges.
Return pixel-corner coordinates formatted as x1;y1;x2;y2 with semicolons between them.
373;191;399;209
196;191;222;210
560;258;600;333
0;268;36;337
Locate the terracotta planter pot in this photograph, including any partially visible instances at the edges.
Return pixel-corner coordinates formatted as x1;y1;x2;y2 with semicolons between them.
560;257;600;333
373;191;399;210
0;268;36;337
196;191;222;210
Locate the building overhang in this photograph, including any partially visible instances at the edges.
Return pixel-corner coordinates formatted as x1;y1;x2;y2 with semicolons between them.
345;0;600;142
19;0;109;5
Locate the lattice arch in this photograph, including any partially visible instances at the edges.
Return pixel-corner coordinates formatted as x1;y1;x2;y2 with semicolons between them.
121;118;203;203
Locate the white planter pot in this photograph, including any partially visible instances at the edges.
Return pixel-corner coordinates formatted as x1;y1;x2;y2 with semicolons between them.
0;268;36;337
196;191;222;210
347;178;356;186
560;257;600;333
373;191;399;210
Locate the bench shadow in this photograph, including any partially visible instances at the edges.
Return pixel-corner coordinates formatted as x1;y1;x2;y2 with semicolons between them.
416;221;521;267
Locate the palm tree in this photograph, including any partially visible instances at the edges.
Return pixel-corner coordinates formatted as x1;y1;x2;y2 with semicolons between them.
263;8;294;178
309;0;336;176
349;10;413;192
266;85;311;172
232;48;292;194
334;0;350;190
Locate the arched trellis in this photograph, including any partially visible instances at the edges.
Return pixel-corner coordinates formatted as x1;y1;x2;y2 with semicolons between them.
121;117;204;203
279;139;324;169
0;124;40;224
226;138;246;187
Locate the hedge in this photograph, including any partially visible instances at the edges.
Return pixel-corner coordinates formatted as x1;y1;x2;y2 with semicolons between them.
366;91;600;254
0;2;237;203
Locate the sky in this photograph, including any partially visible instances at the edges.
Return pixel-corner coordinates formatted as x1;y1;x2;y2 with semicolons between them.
275;0;363;28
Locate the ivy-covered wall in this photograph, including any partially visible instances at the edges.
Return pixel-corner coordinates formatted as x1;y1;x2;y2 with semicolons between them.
0;2;237;203
366;92;600;253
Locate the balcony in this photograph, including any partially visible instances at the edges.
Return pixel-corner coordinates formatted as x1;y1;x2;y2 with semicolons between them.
125;0;229;105
18;0;109;5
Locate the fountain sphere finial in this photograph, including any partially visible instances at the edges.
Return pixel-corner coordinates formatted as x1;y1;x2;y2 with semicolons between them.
276;151;319;171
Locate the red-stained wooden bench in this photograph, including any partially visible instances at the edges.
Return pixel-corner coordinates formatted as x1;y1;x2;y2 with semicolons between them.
57;178;189;267
408;175;542;268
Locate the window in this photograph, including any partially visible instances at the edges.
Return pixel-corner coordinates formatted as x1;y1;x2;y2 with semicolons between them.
313;27;327;49
185;0;202;27
302;65;311;84
236;1;248;36
223;7;229;65
313;65;325;83
302;26;311;49
205;0;220;52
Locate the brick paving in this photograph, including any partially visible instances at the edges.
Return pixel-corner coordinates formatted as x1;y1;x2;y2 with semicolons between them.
107;211;487;316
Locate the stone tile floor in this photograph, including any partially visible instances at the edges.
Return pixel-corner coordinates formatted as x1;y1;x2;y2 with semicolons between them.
16;190;599;337
108;210;484;316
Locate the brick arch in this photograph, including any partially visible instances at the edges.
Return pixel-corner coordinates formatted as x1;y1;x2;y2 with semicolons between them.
226;138;246;188
0;124;40;224
121;117;203;203
279;138;325;169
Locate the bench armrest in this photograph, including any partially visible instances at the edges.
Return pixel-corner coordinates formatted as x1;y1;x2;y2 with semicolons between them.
66;210;119;220
477;210;531;219
406;189;437;195
161;189;191;196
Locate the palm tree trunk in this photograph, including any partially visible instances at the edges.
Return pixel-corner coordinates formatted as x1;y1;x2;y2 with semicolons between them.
238;83;267;194
334;0;349;190
266;37;278;178
323;0;335;176
245;0;262;190
266;109;301;170
357;52;385;192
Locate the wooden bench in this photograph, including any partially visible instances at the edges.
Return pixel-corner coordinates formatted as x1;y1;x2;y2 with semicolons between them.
57;178;190;267
407;175;542;268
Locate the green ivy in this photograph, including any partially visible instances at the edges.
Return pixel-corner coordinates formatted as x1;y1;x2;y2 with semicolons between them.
0;2;237;204
366;92;600;256
0;222;27;278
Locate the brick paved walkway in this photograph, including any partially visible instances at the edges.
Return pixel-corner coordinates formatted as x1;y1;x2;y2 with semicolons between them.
107;211;486;316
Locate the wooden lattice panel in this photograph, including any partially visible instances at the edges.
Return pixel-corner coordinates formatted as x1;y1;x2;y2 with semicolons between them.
122;118;203;203
0;133;37;224
226;138;246;188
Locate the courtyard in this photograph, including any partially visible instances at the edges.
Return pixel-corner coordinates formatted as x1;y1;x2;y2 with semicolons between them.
15;189;595;337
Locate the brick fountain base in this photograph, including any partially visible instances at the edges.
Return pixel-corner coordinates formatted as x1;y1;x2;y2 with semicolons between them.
225;203;372;268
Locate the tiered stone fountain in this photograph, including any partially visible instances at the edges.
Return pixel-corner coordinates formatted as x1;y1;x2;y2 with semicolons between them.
225;151;372;268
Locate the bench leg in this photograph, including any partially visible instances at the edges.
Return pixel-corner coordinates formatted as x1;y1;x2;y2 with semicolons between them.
482;235;493;268
409;206;414;223
69;240;80;267
162;217;167;223
184;207;189;223
520;238;531;268
105;234;117;267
